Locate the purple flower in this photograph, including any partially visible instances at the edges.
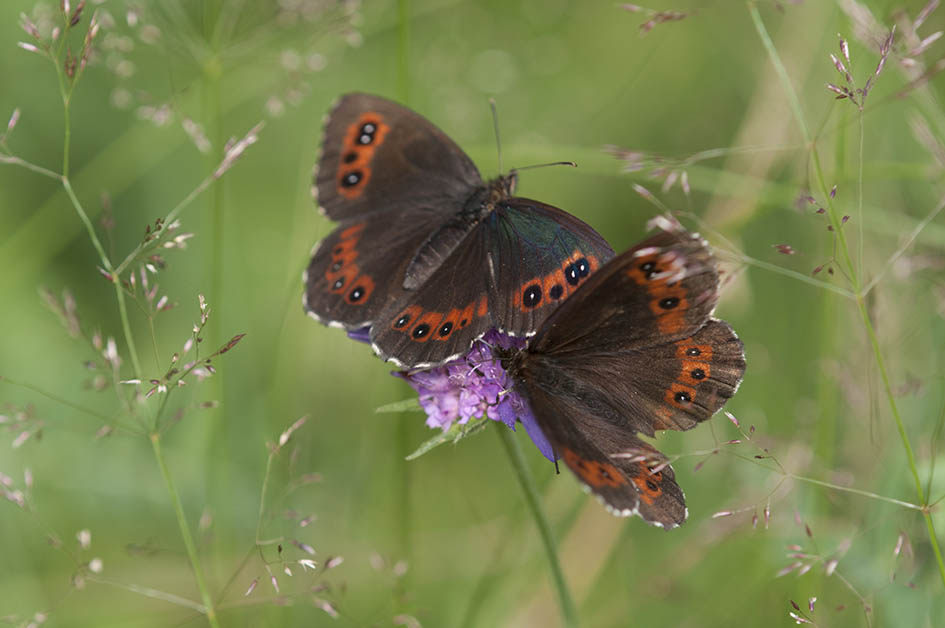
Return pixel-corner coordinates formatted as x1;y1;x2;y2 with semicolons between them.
397;330;555;462
347;326;371;343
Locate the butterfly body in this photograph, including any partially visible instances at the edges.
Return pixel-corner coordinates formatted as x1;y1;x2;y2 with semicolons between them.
304;93;613;368
504;217;746;528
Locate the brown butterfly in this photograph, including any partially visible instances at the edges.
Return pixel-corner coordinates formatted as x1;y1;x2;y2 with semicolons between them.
503;216;745;528
303;93;613;369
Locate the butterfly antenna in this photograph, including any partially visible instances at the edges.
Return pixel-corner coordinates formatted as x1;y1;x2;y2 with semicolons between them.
490;97;504;174
510;161;577;175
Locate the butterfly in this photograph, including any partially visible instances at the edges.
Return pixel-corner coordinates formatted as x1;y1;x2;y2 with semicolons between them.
303;93;614;369
503;216;746;528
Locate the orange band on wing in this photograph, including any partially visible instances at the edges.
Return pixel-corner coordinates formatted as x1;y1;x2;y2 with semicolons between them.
563;448;627;488
336;113;391;199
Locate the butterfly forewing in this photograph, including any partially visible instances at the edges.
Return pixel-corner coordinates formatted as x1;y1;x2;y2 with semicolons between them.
488;199;615;340
306;92;614;369
315;93;482;220
528;227;720;357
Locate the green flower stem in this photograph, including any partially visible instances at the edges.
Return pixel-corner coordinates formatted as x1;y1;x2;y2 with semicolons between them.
61;164;144;382
748;2;945;589
396;0;414;583
151;432;220;628
60;171;108;272
496;426;578;628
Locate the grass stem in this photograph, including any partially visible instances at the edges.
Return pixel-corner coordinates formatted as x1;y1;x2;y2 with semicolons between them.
496;426;578;628
151;432;221;628
748;2;945;589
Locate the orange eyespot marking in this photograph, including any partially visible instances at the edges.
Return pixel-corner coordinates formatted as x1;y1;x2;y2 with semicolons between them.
337;165;371;199
326;250;358;280
408;311;444;343
676;342;713;362
666;382;697;409
514;266;572;313
325;223;364;279
336;114;390;199
328;264;359;294
648;285;688;335
517;281;543;311
344;274;375;305
391;305;422;331
559;250;595;291
562;448;626;488
457;301;476;328
542;268;567;303
477;296;489;317
434;308;464;341
632;464;663;504
679;360;710;386
626;252;661;285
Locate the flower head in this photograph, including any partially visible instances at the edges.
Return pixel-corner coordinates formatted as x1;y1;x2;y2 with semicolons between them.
397;329;554;461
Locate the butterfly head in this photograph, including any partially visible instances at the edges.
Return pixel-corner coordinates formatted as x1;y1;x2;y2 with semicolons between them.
486;172;517;207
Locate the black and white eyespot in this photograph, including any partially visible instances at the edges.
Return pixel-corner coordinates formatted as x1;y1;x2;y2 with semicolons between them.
565;264;580;285
522;284;542;308
576;258;590;278
341;171;363;187
357;122;377;145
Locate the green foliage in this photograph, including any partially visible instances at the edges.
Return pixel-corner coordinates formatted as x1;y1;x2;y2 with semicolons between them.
2;0;945;626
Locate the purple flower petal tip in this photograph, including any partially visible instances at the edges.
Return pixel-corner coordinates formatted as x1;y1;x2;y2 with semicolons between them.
347;326;371;344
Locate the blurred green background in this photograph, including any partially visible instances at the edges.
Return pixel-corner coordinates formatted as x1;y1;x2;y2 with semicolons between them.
2;0;945;626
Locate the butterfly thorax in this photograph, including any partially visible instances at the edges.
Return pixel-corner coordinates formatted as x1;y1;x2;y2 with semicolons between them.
403;173;518;290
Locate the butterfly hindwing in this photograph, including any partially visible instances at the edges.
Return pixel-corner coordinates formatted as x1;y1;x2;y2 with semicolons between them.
523;383;687;528
371;232;493;368
315;93;482;220
303;206;448;329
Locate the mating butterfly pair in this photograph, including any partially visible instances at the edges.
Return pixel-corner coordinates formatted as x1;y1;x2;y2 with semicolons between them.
303;93;745;528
